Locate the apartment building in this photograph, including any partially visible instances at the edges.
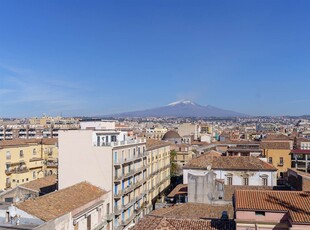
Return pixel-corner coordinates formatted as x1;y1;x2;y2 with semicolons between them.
0;116;79;140
58;125;147;230
0;138;58;191
59;121;171;230
145;139;170;212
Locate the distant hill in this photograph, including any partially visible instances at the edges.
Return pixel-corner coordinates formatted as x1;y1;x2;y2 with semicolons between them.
106;100;248;118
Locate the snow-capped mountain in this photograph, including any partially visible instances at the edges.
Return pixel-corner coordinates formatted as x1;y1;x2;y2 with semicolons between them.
106;100;247;118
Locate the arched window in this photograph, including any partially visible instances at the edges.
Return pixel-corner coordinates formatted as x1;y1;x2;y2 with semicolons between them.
33;148;36;155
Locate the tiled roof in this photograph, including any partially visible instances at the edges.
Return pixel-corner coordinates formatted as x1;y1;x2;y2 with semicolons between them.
184;156;277;171
235;190;310;224
0;138;57;148
167;184;188;198
150;203;234;220
146;139;170;151
16;182;107;221
223;185;273;201
260;141;291;150
20;175;57;192
131;216;234;230
265;134;292;140
205;150;222;156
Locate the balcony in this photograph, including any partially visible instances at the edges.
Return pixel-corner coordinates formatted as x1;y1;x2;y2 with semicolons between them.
114;206;122;216
46;160;58;168
121;199;135;210
120;213;136;226
114;152;148;166
98;138;146;147
5;167;29;175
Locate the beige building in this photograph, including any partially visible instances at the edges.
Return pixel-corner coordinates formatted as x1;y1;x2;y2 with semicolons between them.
0;138;58;191
145;140;170;211
59;122;171;230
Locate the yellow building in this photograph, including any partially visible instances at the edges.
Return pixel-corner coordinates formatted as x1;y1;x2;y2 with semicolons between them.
0;138;58;191
260;141;292;177
146;139;170;212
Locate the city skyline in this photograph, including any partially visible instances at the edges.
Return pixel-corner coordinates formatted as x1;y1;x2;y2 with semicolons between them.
1;0;310;117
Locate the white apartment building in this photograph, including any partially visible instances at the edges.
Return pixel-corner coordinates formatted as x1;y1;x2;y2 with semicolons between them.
58;122;148;230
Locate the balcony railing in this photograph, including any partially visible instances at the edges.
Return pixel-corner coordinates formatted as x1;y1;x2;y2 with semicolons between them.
114;206;122;216
120;213;136;226
5;167;29;175
114;152;148;165
46;161;58;168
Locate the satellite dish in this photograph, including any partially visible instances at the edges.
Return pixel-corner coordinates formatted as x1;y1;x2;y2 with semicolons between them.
207;165;212;171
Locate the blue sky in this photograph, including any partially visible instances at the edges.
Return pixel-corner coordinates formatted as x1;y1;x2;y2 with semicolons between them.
0;0;310;117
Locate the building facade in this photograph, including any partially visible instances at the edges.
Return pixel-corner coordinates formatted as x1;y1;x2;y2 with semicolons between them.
59;123;171;230
0;139;58;191
183;156;277;187
145;140;170;212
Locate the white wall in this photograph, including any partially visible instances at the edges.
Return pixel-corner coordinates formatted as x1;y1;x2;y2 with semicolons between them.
80;121;116;130
58;130;113;192
183;169;277;186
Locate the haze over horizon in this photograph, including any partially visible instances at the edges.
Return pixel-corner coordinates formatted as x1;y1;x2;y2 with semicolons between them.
1;0;310;117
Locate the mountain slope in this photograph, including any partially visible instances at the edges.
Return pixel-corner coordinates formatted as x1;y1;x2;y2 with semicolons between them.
107;100;247;118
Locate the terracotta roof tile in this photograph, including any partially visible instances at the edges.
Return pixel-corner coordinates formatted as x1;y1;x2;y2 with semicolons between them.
146;139;170;151
20;175;57;192
184;156;277;171
235;190;310;224
260;141;291;150
150;203;234;220
16;182;107;221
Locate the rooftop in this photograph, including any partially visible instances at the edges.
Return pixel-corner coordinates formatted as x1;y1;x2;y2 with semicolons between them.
184;156;277;171
260;141;291;150
20;175;57;192
131;216;234;230
235;190;310;224
16;182;107;221
0;138;57;148
146;139;170;151
150;203;234;220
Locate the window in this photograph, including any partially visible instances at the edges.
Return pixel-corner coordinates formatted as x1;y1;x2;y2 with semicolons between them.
33;171;36;179
268;157;272;164
227;176;233;185
255;211;265;216
19;150;24;158
33;148;36;155
262;177;268;186
6;151;11;160
243;175;249;185
226;174;233;185
279;157;284;166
